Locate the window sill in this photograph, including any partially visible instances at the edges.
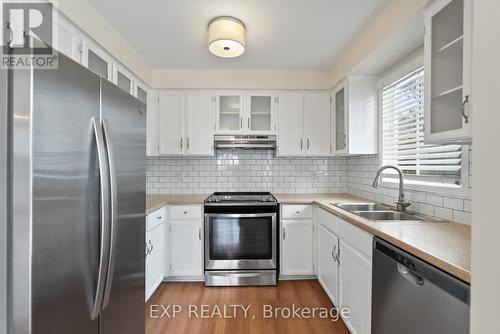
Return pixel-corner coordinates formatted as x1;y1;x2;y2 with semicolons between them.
380;176;471;198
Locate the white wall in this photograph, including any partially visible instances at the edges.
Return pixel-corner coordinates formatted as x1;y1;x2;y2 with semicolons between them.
330;0;431;86
152;69;333;90
470;0;500;332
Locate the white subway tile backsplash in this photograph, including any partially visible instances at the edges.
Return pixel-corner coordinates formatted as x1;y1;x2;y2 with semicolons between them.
147;150;348;195
146;148;472;225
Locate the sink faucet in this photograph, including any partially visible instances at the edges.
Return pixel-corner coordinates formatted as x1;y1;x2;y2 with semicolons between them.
372;165;411;212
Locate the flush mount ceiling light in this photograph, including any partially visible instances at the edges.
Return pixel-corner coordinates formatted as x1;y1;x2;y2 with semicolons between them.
208;16;246;58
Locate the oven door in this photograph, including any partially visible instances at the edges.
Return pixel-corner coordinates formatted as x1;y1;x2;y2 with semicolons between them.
204;213;277;270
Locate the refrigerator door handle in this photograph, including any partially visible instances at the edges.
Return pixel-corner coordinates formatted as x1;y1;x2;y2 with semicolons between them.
101;119;118;310
91;117;112;320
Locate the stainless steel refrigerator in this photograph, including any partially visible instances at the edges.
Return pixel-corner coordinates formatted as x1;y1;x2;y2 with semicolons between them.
4;54;146;334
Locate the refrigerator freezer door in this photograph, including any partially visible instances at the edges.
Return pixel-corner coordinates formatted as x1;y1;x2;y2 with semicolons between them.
29;55;101;333
100;80;146;334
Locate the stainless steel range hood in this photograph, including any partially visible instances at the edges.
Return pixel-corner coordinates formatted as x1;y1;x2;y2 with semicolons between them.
214;135;277;150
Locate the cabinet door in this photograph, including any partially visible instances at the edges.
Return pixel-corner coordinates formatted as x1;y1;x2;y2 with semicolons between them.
246;92;276;134
318;225;339;305
424;0;471;143
216;92;244;133
146;91;160;156
158;92;185;155
333;83;347;154
281;219;313;276
304;93;331;156
170;220;203;277
186;92;215;156
276;93;304;156
145;230;152;300
113;64;134;95
82;39;113;80
55;17;82;63
151;225;164;292
339;240;372;334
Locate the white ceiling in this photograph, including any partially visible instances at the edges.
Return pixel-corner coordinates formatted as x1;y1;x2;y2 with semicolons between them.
88;0;391;70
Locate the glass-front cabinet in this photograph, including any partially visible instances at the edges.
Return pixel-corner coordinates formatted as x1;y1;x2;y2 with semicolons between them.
246;92;276;133
333;84;347;153
216;92;244;133
424;0;472;144
215;91;276;134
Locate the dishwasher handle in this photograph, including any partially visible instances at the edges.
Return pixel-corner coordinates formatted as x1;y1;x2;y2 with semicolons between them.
397;264;424;286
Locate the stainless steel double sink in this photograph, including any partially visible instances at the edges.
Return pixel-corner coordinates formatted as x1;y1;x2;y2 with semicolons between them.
332;203;438;222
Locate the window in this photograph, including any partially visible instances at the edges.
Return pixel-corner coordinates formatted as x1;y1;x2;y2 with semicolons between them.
381;67;463;187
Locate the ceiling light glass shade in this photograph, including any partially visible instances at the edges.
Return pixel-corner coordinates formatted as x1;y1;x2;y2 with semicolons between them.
208;16;245;58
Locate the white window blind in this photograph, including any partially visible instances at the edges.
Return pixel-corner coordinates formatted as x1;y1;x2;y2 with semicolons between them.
382;67;462;184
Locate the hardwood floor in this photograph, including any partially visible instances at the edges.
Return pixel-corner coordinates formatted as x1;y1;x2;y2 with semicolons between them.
145;280;350;334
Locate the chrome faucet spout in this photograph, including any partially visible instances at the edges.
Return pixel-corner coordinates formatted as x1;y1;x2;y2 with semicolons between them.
372;165;411;212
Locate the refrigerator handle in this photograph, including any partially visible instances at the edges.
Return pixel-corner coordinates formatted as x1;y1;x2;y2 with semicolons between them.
101;119;118;310
91;117;112;320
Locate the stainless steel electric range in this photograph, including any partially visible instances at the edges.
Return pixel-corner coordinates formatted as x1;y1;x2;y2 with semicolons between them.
204;192;279;286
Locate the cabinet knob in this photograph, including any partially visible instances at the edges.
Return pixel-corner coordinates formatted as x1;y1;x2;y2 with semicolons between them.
295;211;300;214
184;211;188;214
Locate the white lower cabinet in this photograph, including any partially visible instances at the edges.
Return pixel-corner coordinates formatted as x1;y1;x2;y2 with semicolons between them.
339;240;372;334
318;225;339;305
166;205;203;279
338;218;373;334
145;207;165;301
281;219;314;276
313;208;373;334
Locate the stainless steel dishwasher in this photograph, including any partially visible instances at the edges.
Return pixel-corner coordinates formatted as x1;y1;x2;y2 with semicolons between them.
372;237;470;334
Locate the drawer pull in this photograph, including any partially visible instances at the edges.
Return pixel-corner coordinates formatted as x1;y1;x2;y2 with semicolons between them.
184;211;188;214
295;211;300;214
156;216;162;220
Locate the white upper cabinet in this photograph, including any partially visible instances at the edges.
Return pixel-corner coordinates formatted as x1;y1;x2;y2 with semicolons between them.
424;0;472;144
112;63;134;95
82;39;113;81
304;92;331;156
245;92;276;134
332;77;378;156
146;91;160;156
185;92;215;155
277;92;331;157
158;91;186;155
54;16;83;63
215;92;244;133
277;92;304;156
155;91;215;156
215;91;276;134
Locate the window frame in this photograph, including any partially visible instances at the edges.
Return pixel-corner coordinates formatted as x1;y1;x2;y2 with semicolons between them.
377;52;470;197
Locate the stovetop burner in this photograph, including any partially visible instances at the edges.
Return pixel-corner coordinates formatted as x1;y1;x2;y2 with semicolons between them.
205;192;276;204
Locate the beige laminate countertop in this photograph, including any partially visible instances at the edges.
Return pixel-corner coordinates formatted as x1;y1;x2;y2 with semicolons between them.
146;193;471;283
146;194;209;214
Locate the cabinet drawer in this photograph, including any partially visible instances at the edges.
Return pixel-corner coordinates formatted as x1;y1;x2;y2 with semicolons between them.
338;218;373;259
147;207;165;232
281;204;313;219
169;205;202;220
314;207;338;234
